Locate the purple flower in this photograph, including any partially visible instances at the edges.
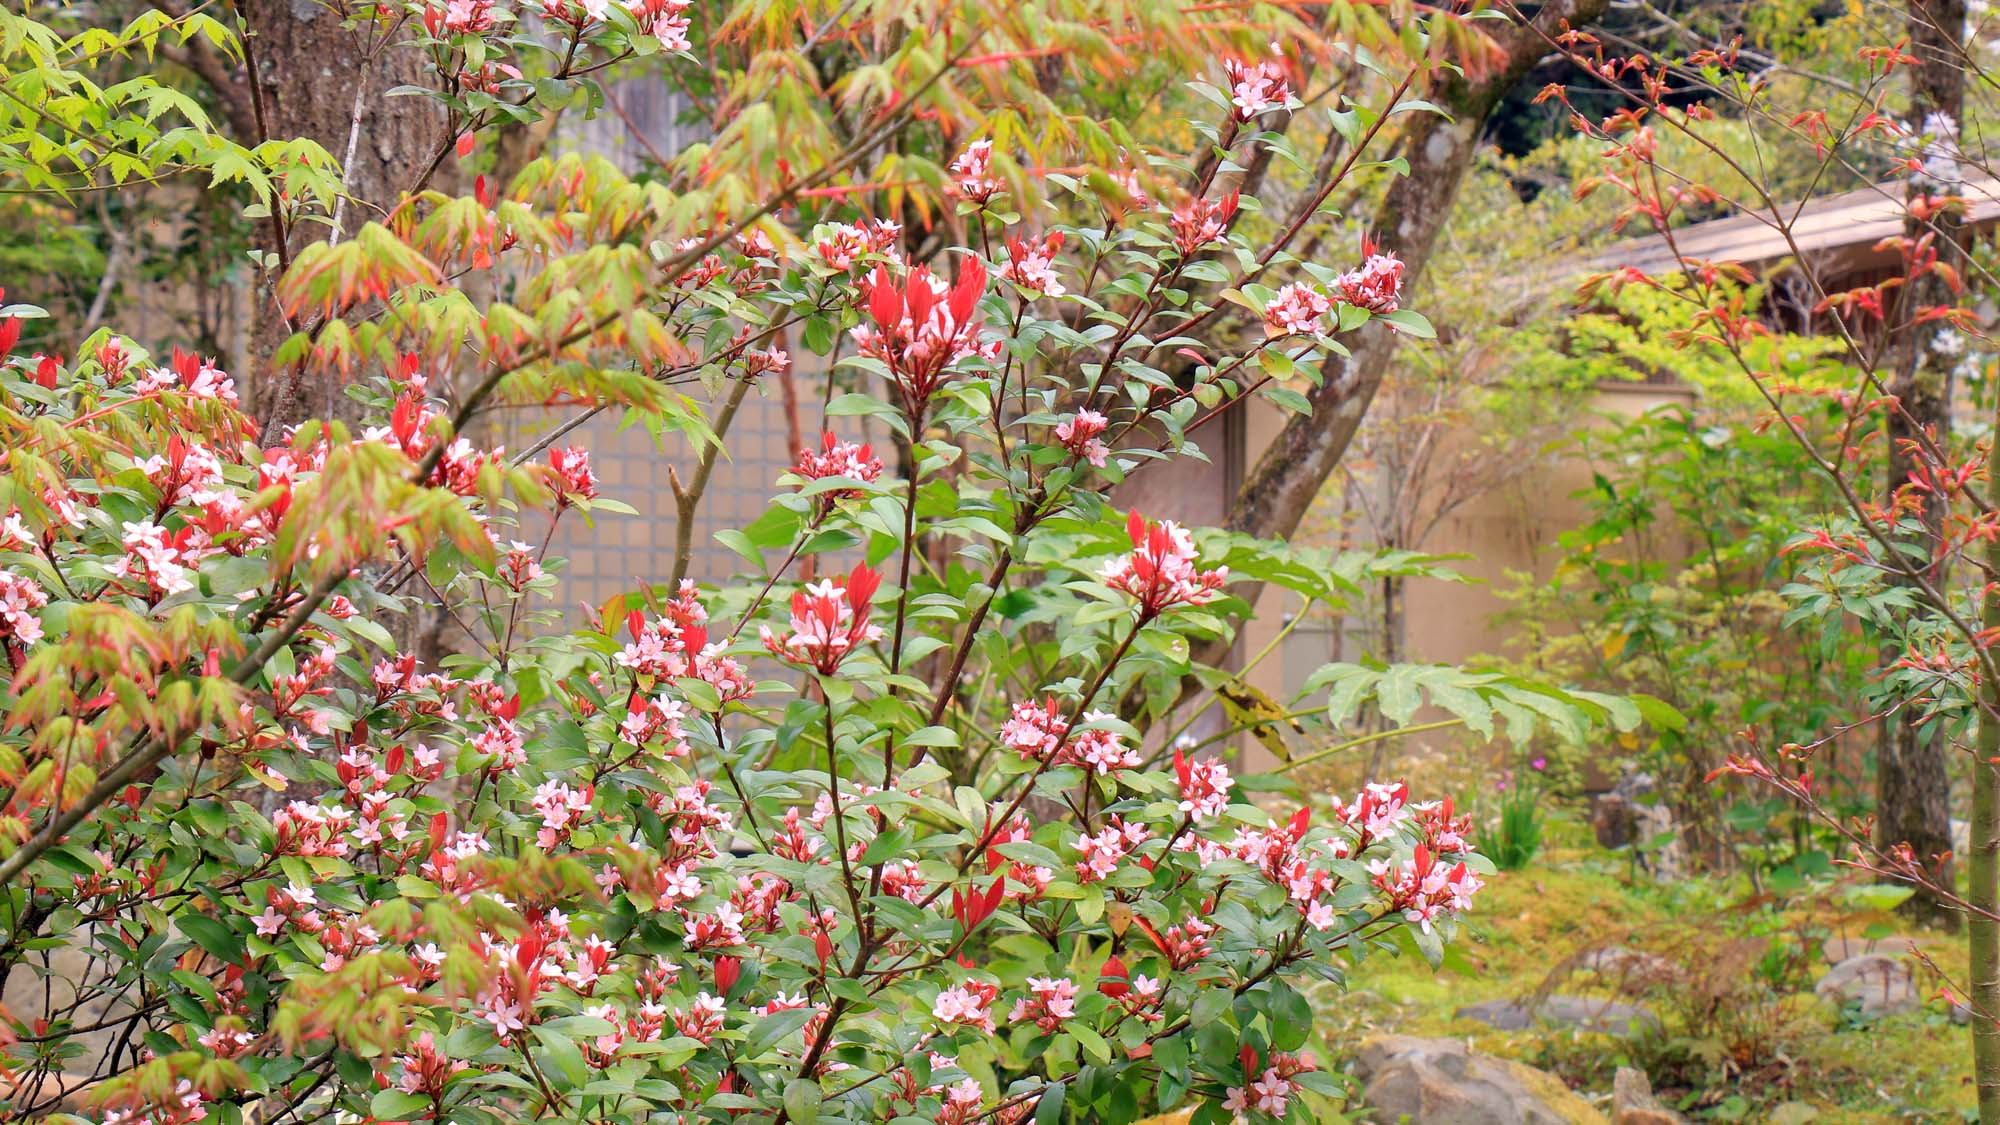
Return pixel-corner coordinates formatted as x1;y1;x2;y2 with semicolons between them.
1531;757;1547;772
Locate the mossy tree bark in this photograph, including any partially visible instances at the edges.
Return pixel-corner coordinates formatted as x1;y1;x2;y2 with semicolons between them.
1879;0;1967;930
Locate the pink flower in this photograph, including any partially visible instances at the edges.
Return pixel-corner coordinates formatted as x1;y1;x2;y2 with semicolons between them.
1169;192;1238;256
0;569;48;647
499;540;546;590
109;520;198;597
1001;698;1068;761
1003;231;1065;296
1414;797;1473;854
1261;282;1332;338
549;446;598;504
477;991;526;1037
1138;917;1213;970
760;563;885;675
133;348;238;404
1007;977;1078;1034
625;0;692;50
531;780;593;849
1337;248;1404;314
1224;57;1290;120
851;261;993;411
744;346;790;377
1100;510;1228;616
937;1077;986;1125
793;431;884;506
1330;781;1410;851
1054;409;1108;467
1074;818;1150;883
473;719;526;771
948;139;1004;204
816;230;865;269
1071;713;1139;775
1173;746;1233;822
1373;843;1484;932
395;1031;469;1097
933;981;999;1032
674;992;726;1042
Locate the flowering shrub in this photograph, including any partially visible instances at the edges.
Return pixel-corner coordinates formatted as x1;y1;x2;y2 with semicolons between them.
0;25;1644;1125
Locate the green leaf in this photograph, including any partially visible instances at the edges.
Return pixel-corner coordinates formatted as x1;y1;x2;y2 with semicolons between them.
1376;309;1435;338
177;914;244;962
371;1090;430;1119
1844;884;1915;913
783;1078;823;1124
1035;1081;1065;1125
1069;1020;1112;1065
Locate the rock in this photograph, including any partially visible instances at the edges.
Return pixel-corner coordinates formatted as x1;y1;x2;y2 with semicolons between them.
1818;934;1923;965
1455;995;1661;1036
1588;773;1684;879
1576;946;1674;986
1611;1067;1684;1125
1814;953;1918;1017
1631;803;1686;880
1591;792;1638;850
1355;1035;1607;1125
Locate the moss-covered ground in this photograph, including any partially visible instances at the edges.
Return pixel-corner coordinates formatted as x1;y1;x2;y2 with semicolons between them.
1307;814;1977;1122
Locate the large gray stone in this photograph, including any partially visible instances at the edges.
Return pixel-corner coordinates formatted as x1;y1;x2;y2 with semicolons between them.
1455;995;1660;1036
1818;934;1923;965
1576;947;1674;987
1355;1035;1605;1124
1814;953;1918;1017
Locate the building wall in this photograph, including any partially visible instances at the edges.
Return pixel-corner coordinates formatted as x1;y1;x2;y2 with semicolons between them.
1234;382;1695;769
515;387;810;615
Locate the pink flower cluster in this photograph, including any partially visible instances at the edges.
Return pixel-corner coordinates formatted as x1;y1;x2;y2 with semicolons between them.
933;980;999;1032
1224;57;1290;119
1173;745;1233;822
1006;976;1078;1034
792;430;884;506
1262;282;1333;338
627;0;693;49
617;580;750;700
814;218;902;270
999;698;1138;774
1074;817;1151;883
851;261;995;410
394;1030;469;1098
948;139;1004;204
1100;510;1228;616
1054;409;1109;467
760;563;884;675
111;520;202;597
1373;843;1484;932
1003;231;1065;296
133;348;238;404
1223;1050;1319;1120
549;445;598;505
1337;249;1404;314
0;570;48;647
1169;192;1239;256
1328;781;1411;853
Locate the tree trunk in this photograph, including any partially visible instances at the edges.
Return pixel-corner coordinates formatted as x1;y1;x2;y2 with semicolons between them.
239;0;447;438
1879;0;1966;929
1973;388;2000;1122
1224;0;1612;544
